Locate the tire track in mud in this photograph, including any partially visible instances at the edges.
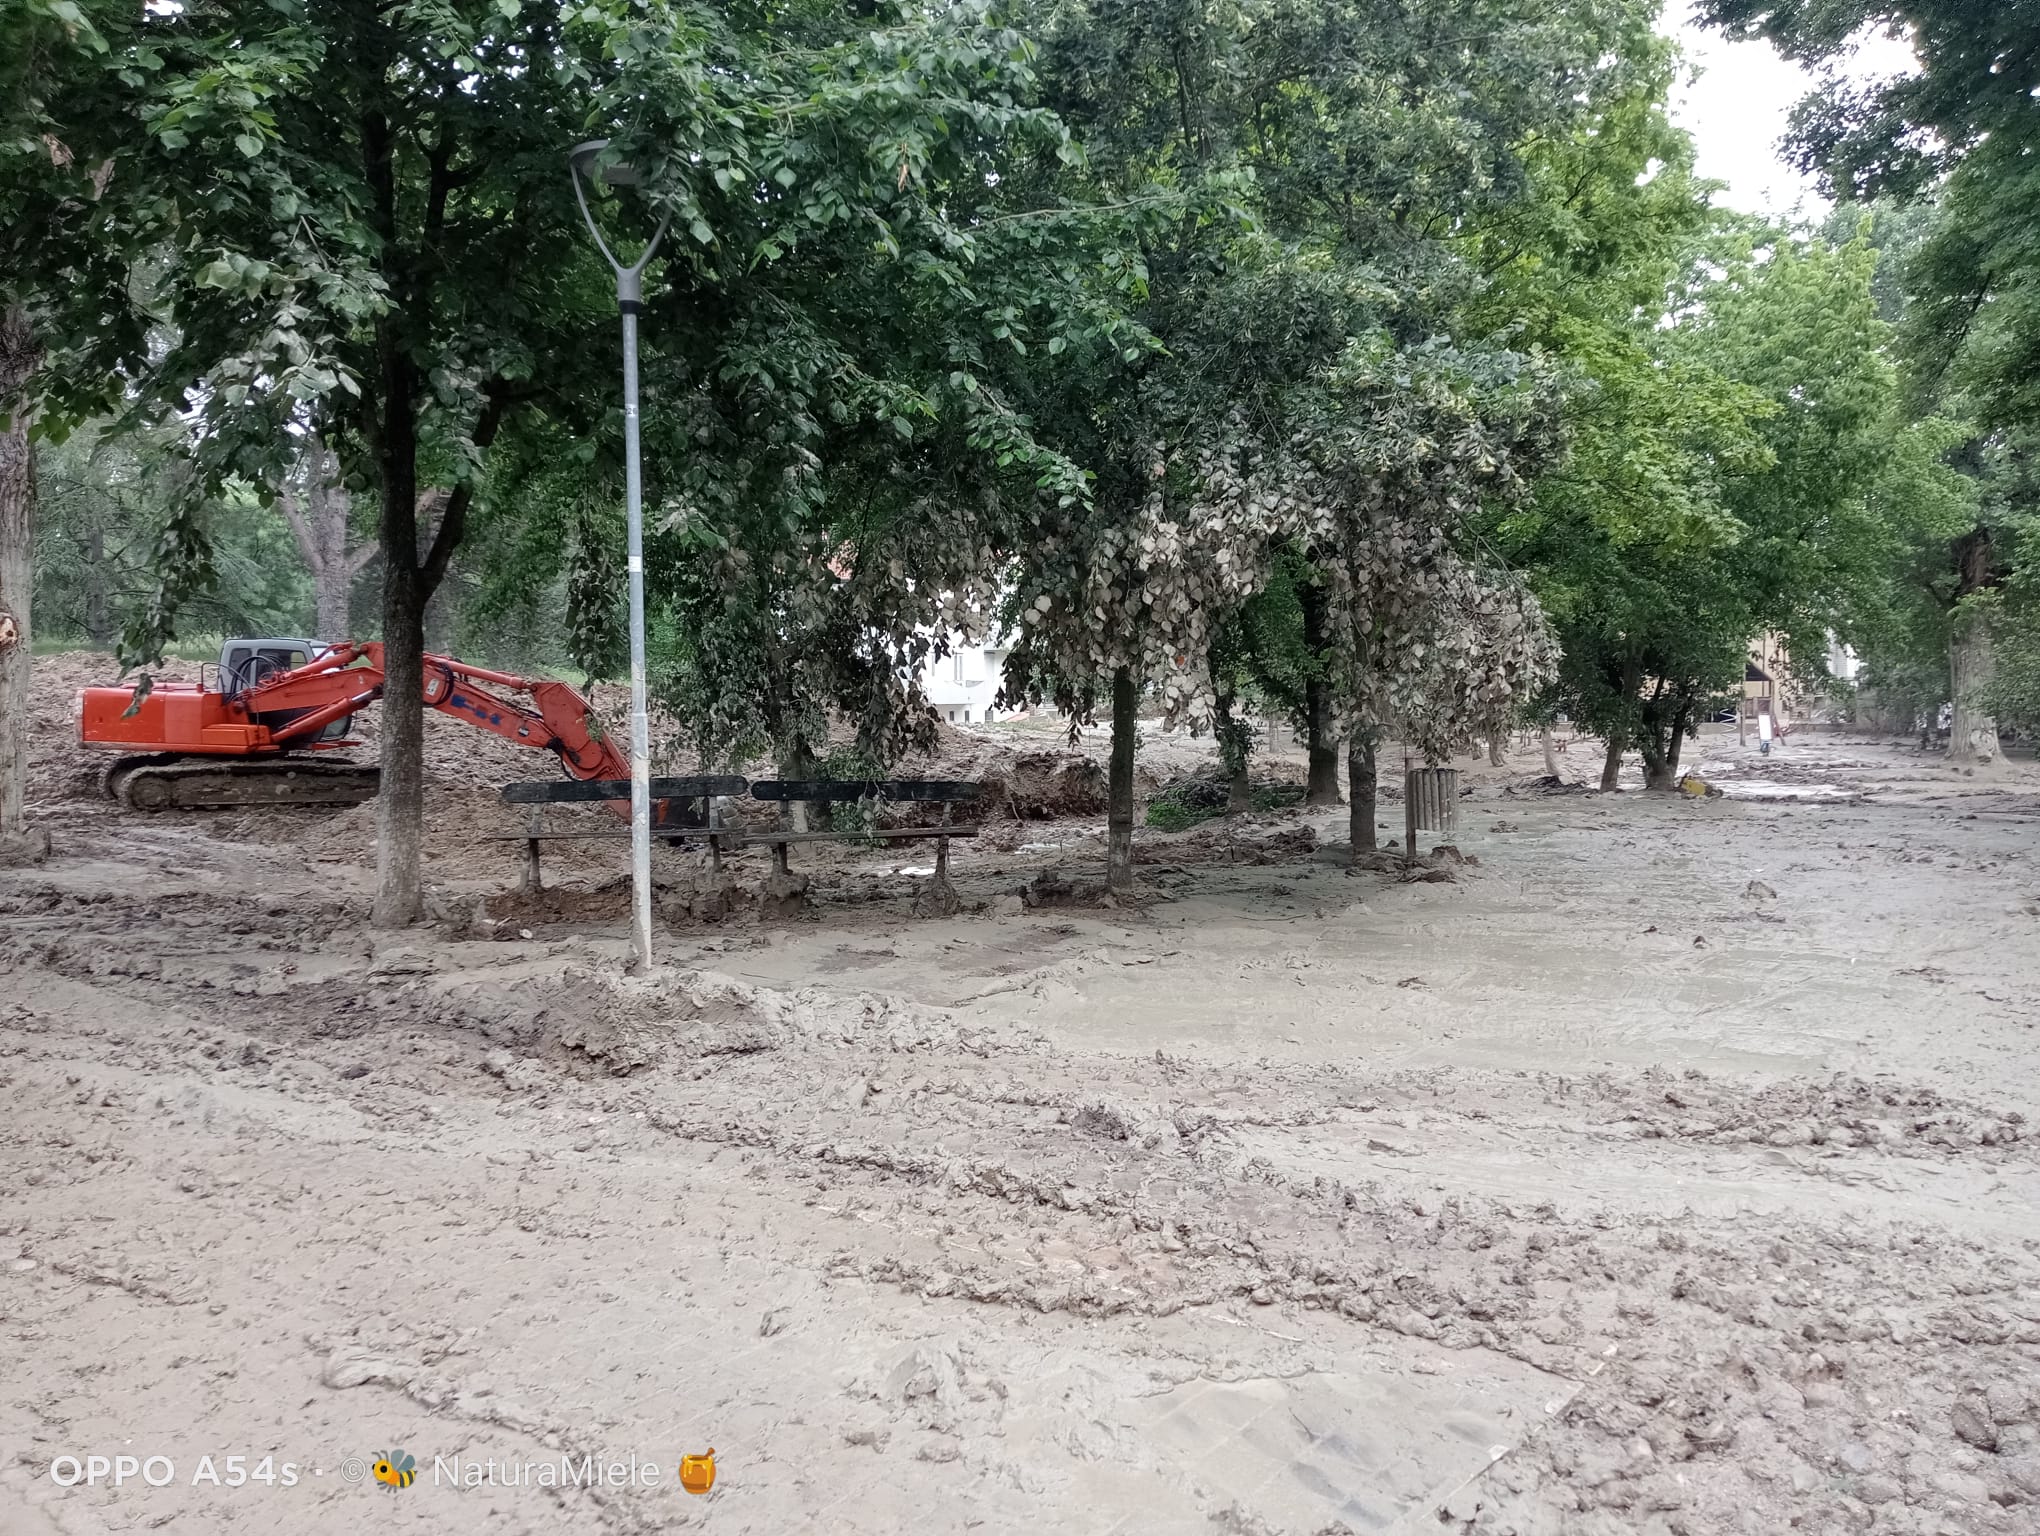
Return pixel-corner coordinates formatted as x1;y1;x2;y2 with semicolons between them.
9;881;2040;1534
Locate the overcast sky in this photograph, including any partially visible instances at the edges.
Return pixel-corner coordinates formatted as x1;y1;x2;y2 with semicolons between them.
1665;2;1918;217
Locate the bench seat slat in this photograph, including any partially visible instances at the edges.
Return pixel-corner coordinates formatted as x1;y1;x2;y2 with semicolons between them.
501;776;747;804
485;825;980;844
747;780;980;802
742;826;979;844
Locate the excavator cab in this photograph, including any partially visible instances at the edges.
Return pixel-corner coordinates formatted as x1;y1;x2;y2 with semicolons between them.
220;638;319;695
219;638;354;743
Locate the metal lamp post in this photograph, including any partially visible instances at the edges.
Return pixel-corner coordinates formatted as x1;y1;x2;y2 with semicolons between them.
570;139;670;975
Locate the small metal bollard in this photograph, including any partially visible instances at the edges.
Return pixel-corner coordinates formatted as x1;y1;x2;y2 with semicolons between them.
1404;767;1458;862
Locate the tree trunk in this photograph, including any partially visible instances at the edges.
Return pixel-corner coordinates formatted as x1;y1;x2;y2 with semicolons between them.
1299;581;1340;805
310;479;362;642
1944;525;2000;764
360;95;503;925
1540;724;1560;779
0;302;48;862
1304;697;1340;804
1599;659;1643;791
1599;732;1624;791
1106;666;1137;890
1347;736;1377;853
1638;689;1688;792
1227;761;1251;813
315;548;351;642
1488;735;1506;767
371;399;426;928
784;738;829;833
84;518;111;647
1638;711;1673;790
1948;606;2000;765
281;449;370;642
1214;692;1251;812
1665;695;1693;781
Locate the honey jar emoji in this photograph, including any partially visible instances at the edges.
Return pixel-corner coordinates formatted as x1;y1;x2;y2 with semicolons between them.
679;1448;716;1495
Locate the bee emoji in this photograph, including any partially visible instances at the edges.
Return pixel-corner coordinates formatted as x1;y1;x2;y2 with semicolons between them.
372;1449;417;1489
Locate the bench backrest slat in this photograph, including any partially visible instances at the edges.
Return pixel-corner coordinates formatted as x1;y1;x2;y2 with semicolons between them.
502;776;748;804
748;779;980;803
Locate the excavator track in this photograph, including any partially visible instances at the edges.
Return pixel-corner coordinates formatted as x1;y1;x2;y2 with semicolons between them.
103;754;381;811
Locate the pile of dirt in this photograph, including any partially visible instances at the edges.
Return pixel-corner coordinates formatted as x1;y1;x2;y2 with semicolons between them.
977;752;1109;819
1134;816;1321;866
905;730;1112;820
338;681;628;793
484;878;638;928
289;784;515;866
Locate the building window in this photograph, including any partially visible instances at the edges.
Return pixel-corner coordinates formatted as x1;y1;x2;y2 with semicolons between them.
953;651;965;683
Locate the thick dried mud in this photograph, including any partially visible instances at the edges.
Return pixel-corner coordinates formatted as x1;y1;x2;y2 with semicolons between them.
3;730;2039;1535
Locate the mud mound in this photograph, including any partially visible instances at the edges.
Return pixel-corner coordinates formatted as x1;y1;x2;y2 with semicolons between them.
898;733;1111;820
1133;817;1320;866
437;963;995;1074
1625;1069;2029;1153
982;752;1108;818
1020;868;1113;908
288;783;621;869
484;878;636;927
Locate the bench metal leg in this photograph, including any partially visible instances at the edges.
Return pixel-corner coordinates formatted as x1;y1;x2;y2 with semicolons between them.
522;806;544;892
773;841;790;876
914;829;960;918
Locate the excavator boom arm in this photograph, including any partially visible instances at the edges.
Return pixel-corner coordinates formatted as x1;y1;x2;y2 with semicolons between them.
419;662;630;783
239;643;630;783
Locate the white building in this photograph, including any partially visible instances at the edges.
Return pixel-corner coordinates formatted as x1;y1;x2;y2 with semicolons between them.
920;632;1013;725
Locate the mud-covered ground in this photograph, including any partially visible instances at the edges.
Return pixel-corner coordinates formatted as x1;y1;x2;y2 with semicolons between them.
4;724;2040;1536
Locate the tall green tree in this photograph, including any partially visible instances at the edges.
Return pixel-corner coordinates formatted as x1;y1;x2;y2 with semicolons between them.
0;294;36;863
1;0;121;861
33;421;315;646
7;0;1124;922
1463;29;1915;788
1464;35;1751;787
1699;2;2040;759
997;0;1646;883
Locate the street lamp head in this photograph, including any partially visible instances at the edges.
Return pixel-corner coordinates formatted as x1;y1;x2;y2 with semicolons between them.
569;137;670;289
570;138;642;187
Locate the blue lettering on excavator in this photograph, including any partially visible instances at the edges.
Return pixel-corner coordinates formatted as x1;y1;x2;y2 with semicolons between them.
447;692;505;728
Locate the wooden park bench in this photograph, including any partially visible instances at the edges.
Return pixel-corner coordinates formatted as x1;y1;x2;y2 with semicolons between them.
490;776;984;909
493;776;748;891
745;779;983;892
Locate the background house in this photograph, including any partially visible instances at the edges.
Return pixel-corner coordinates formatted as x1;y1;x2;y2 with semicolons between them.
919;632;1013;724
1742;630;1861;725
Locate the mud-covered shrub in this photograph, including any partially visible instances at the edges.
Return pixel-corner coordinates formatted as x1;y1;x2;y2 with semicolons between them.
1146;776;1305;830
1145;778;1231;831
817;746;884;845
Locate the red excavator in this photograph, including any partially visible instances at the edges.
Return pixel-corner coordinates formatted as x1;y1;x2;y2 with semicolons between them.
77;637;651;815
